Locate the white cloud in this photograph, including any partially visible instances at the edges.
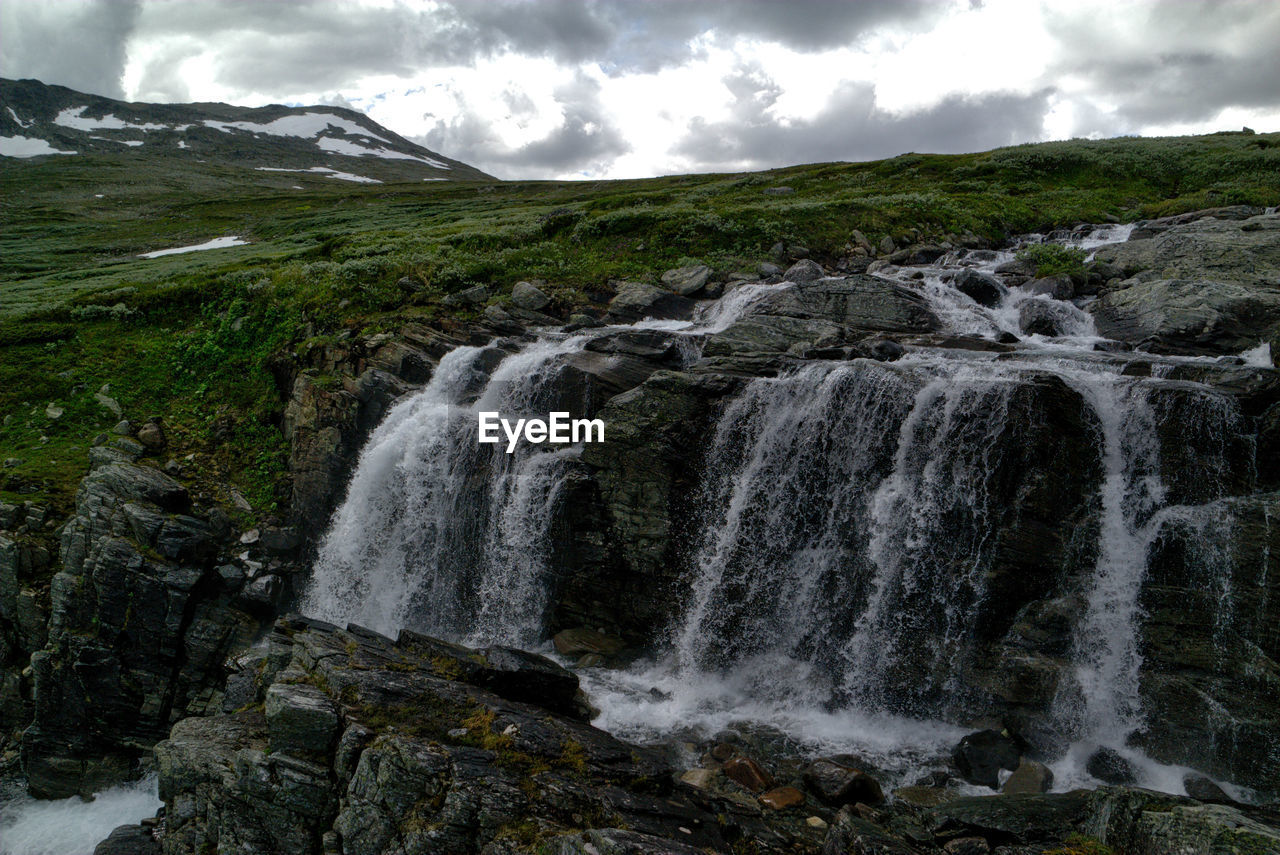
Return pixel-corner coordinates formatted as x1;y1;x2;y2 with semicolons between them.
4;0;1278;179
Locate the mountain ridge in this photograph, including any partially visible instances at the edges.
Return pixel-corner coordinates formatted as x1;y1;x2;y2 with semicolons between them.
0;77;493;182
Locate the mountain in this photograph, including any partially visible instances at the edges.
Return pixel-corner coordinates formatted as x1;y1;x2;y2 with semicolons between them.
0;77;492;183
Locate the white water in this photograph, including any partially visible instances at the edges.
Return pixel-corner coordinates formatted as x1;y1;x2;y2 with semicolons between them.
0;776;160;855
303;224;1266;794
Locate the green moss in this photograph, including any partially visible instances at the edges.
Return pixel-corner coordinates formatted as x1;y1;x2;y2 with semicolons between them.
1017;243;1088;278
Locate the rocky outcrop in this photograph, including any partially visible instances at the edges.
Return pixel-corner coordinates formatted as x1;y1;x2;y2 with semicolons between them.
154;617;817;855
144;618;1280;854
1090;212;1280;355
19;459;268;798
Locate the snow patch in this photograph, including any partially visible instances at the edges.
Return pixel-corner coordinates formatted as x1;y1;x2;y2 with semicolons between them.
203;112;390;143
55;106;168;132
5;107;32;128
316;135;449;168
177;140;188;149
91;136;143;147
255;166;381;184
0;135;76;158
138;236;248;258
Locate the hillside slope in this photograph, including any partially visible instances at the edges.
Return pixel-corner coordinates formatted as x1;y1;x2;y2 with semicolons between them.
0;77;491;183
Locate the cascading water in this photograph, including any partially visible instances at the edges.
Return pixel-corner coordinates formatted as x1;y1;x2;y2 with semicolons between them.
303;282;787;644
303;225;1266;795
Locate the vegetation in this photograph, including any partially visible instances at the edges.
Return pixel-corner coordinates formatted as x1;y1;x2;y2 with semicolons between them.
1;130;1278;524
1017;243;1089;278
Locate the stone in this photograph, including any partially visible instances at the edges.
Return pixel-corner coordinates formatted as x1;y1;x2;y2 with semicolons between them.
396;276;424;294
758;262;782;277
803;757;885;806
1182;773;1232;803
265;683;341;758
784;259;825;283
760;786;804;809
605;281;696;323
96;392;123;417
45;403;64;419
1018;298;1072;337
93;824;161;855
442;283;490;306
879;235;897;255
893;786;959;807
1024;273;1075;300
660;264;712;296
679;767;717;789
953;730;1021;790
112;420;133;435
511;280;551;310
552;627;626;658
953;269;1004;307
943;837;989;855
1001;758;1054;795
135;420;166;449
723;755;773;793
1086;747;1136;785
805;816;828;830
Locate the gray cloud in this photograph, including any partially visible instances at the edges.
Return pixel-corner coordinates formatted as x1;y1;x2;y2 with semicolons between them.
0;0;140;99
419;72;629;179
1044;0;1280;134
675;74;1051;171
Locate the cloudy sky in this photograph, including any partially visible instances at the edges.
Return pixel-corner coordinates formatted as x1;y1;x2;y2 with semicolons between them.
3;0;1279;179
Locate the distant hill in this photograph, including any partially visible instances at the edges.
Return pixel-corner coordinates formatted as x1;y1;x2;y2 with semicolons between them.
0;77;493;183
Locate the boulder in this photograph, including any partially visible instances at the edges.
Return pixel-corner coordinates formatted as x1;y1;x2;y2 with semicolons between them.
441;283;491;306
135;420;166;450
1018;298;1073;337
1086;747;1136;785
760;786;805;809
605;281;696;323
1024;273;1075;300
511;280;551;310
803;757;885;806
93;824;161;855
784;259;826;283
1001;758;1054;795
953;730;1021;789
660;264;712;295
1182;773;1232;803
723;755;774;793
953;269;1004;307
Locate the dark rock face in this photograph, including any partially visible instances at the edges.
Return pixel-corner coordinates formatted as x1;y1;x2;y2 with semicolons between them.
20;461;267;799
1086;747;1136;785
154;618;812;855
952;731;1021;790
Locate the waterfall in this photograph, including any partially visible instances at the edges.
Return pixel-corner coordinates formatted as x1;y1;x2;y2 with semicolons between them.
303;224;1264;792
303;337;591;644
303;281;787;644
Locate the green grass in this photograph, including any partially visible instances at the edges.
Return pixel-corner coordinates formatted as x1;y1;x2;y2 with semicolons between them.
1;131;1278;520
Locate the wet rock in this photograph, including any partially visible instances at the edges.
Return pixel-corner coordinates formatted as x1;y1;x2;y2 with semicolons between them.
926;791;1092;844
1017;298;1072;337
1183;773;1232;803
723;755;774;793
512;280;551;310
661;264;712;295
893;785;960;807
680;767;717;789
804;757;886;806
953;269;1004;307
953;730;1021;790
1002;758;1054;795
760;786;805;809
606;281;696;323
545;829;707;855
552;627;626;658
1086;747;1136;785
1024;273;1075;300
93;823;160;855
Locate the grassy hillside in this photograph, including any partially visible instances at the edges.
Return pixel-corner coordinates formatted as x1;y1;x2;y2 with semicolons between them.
2;130;1278;520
